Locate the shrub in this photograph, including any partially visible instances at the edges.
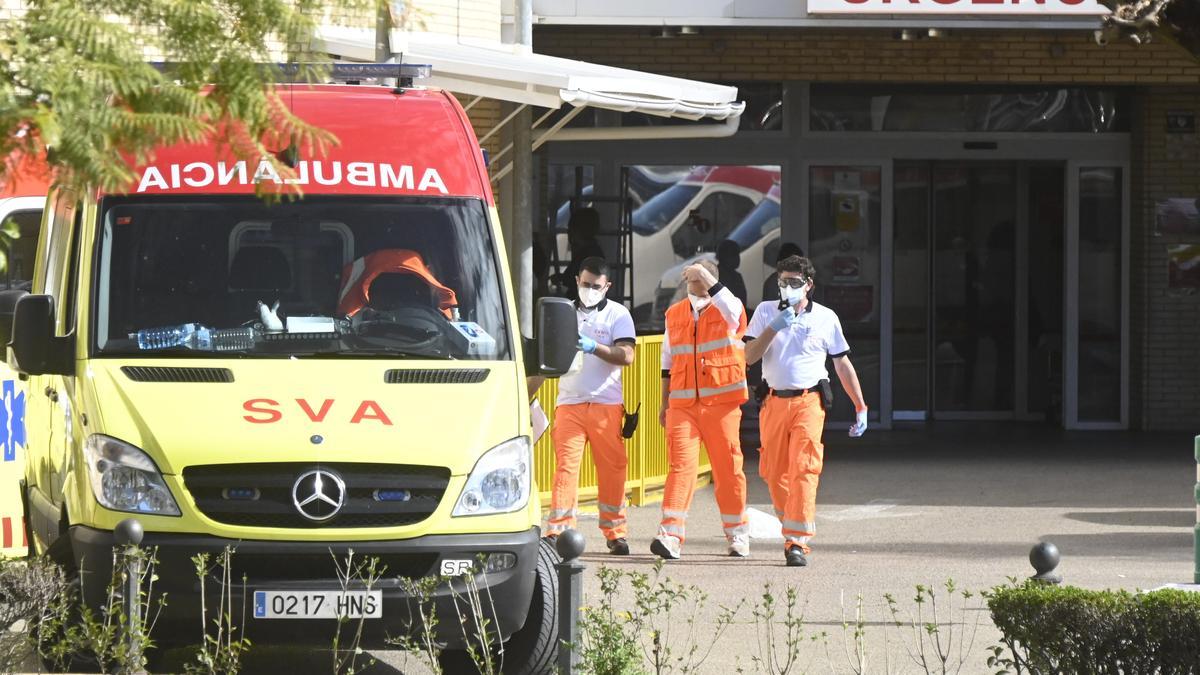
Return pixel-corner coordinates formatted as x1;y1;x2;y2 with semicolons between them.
987;581;1200;674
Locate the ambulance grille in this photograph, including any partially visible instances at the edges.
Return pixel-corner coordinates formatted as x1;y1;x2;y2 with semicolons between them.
122;366;234;383
384;368;489;384
183;462;451;529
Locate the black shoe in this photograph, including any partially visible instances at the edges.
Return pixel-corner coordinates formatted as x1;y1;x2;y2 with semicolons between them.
785;546;808;567
606;538;630;556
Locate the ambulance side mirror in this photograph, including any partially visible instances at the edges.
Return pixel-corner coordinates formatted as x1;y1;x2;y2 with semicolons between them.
9;294;71;376
0;289;28;347
536;297;577;377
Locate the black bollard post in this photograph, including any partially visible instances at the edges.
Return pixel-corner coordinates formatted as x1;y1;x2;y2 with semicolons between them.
555;529;586;675
114;518;145;670
1029;541;1063;584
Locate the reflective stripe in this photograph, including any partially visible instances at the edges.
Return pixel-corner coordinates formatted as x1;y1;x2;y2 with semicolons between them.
781;519;816;533
546;523;569;534
601;518;627;528
598;502;625;514
785;534;812;545
662;509;688;520
697;381;747;397
658;524;686;537
696;336;742;354
720;513;747;524
548;508;577;520
669;379;748;400
724;524;749;537
669;344;696;356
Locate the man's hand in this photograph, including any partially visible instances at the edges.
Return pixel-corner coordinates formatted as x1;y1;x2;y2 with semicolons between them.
577;335;597;354
849;409;868;437
659;406;667;427
684;263;718;288
769;306;797;332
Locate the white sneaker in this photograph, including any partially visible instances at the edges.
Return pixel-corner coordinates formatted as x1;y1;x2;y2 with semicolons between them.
650;535;682;560
728;535;750;558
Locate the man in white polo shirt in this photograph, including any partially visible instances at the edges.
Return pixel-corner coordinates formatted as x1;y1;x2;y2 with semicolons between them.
744;255;869;567
545;257;637;555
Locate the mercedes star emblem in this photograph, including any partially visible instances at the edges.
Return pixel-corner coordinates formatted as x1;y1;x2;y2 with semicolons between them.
292;468;346;522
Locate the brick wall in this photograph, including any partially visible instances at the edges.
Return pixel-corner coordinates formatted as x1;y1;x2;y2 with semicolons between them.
533;27;1200;84
1133;88;1200;431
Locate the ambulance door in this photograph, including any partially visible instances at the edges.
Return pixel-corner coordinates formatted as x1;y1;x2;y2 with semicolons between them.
45;197;82;513
24;193;77;543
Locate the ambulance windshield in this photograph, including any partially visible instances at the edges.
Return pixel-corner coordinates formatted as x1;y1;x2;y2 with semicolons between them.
94;196;512;360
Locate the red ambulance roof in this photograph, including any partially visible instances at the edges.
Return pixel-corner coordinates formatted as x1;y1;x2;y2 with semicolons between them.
681;165;779;194
0;151;51;199
121;85;493;204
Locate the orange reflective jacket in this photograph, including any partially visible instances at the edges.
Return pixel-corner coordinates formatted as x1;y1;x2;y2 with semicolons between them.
665;298;748;408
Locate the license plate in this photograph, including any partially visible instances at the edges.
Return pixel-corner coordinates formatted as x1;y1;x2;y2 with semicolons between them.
253;590;383;619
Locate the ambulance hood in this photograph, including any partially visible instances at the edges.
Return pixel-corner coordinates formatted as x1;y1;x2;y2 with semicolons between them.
82;360;522;476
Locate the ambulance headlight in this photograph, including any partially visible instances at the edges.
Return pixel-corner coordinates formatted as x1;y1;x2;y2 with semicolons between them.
453;437;531;517
83;435;181;516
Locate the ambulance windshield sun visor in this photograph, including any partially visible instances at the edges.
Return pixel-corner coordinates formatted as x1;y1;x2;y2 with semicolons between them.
94;196;511;361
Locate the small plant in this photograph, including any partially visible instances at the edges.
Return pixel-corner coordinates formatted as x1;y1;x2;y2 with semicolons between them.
631;560;742;674
388;574;444;674
186;546;252;675
887;579;984;675
447;560;503;675
331;549;384;675
576;566;646;675
751;583;821;675
0;556;73;671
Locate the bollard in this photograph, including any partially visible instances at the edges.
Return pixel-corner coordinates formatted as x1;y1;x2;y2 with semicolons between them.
1194;436;1200;584
555;530;586;675
114;518;145;670
1029;541;1063;584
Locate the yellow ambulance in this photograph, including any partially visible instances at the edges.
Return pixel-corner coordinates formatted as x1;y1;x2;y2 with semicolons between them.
1;76;575;673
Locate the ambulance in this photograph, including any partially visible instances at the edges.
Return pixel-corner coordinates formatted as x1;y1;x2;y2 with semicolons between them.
1;76;576;672
0;151;48;558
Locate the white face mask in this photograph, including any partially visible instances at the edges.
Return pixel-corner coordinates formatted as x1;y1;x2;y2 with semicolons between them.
688;293;711;311
578;286;607;309
780;284;808;307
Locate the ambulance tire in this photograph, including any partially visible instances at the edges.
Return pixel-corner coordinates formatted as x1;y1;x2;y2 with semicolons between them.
501;536;560;675
438;537;560;675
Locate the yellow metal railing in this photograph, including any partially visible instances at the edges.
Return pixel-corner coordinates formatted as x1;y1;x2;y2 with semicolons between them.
534;335;711;508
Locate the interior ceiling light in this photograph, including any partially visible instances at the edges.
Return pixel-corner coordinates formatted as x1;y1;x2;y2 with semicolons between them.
927;28;947;39
679;26;701;36
652;26;676;39
898;29;919;41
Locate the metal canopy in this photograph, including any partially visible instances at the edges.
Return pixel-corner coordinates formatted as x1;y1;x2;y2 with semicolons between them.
314;28;745;125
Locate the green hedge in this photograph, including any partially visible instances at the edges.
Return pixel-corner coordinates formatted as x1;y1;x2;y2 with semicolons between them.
988;582;1200;674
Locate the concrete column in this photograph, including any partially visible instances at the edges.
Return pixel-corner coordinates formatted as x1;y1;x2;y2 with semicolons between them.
512;0;534;337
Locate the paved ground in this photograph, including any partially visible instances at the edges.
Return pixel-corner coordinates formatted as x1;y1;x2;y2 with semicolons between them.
155;425;1199;673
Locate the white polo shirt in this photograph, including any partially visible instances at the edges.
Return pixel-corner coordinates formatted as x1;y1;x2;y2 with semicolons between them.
745;300;851;390
557;299;637;406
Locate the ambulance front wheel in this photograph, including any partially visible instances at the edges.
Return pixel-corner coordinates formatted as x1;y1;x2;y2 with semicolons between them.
439;536;561;674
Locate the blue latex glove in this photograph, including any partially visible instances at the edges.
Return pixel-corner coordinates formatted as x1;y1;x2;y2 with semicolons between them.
577;335;597;354
768;307;797;332
849;409;868;437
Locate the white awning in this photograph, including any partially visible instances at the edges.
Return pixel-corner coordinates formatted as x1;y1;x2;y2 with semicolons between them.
314;28;745;126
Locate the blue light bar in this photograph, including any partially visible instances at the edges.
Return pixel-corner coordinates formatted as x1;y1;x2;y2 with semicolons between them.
147;62;432;81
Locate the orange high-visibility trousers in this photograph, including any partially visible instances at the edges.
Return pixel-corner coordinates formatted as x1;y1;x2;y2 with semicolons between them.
760;392;826;553
546;403;629;540
659;402;748;543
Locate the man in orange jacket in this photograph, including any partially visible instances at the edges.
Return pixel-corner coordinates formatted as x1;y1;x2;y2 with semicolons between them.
654;259;750;560
745;255;868;567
